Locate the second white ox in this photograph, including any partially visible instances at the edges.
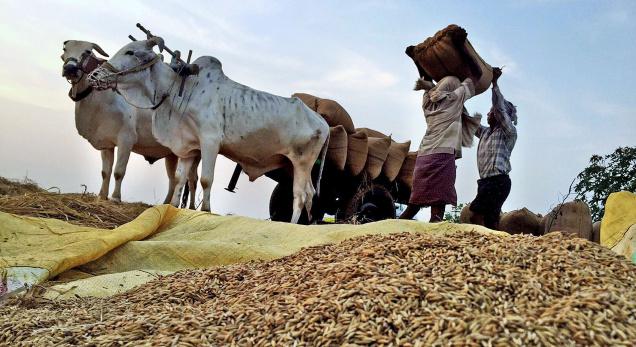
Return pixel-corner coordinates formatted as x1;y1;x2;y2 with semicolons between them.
89;38;329;223
61;40;199;207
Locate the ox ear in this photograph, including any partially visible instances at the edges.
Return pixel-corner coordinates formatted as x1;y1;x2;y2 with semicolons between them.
91;43;109;57
145;37;165;53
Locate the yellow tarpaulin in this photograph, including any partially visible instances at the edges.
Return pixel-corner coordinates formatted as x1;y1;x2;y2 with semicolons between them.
600;191;636;262
1;205;506;298
0;206;177;276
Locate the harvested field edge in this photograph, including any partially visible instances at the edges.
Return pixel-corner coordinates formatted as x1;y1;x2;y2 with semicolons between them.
0;177;150;229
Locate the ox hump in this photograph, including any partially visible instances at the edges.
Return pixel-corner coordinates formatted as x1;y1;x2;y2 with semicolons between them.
193;56;223;72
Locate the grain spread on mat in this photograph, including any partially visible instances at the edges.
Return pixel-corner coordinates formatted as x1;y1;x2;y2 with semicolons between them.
2;232;635;346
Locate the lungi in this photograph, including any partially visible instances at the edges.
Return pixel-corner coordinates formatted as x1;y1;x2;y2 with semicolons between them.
408;153;457;206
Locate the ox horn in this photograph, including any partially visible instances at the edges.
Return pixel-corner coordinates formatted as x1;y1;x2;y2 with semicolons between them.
145;36;165;53
91;43;109;57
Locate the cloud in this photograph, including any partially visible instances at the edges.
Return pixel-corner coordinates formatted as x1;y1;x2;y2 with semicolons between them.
601;2;633;26
290;50;398;96
1;1;634;222
485;46;520;78
587;100;633;120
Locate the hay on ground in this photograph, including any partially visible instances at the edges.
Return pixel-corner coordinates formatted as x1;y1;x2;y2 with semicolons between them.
0;177;150;229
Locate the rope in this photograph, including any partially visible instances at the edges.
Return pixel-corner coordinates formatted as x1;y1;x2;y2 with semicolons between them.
112;55;187;110
102;55;162;76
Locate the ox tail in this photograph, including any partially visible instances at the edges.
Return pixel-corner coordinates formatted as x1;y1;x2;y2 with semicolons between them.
180;181;190;209
315;132;329;198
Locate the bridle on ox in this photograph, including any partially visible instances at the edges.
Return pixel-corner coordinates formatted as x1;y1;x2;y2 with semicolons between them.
88;54;168;110
65;53;104;102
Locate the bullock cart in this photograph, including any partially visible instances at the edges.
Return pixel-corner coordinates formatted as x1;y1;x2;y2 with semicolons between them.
225;162;414;224
124;25;415;224
226;126;417;225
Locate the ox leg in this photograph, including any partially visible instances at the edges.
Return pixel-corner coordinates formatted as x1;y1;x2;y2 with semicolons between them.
187;156;201;209
291;162;314;224
304;180;316;223
200;142;220;212
170;157;196;208
163;154;178;204
98;148;114;200
111;143;133;203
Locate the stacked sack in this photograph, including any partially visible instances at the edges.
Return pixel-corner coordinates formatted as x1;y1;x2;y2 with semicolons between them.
459;200;598;242
292;93;414;186
542;200;593;241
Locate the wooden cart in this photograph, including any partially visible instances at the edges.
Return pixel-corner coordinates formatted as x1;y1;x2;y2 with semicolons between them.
225;147;416;225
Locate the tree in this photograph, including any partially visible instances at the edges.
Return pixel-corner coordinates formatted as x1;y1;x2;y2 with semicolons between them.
444;203;466;223
574;147;636;221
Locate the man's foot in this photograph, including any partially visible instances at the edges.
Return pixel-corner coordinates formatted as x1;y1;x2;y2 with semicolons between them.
492;67;502;84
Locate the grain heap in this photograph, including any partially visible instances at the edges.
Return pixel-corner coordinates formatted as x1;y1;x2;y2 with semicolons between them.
2;231;635;345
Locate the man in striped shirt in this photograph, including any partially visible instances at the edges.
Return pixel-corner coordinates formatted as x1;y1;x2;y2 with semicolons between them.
469;68;518;230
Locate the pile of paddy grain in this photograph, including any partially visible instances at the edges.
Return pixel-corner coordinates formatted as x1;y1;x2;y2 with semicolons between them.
2;231;635;345
0;176;149;229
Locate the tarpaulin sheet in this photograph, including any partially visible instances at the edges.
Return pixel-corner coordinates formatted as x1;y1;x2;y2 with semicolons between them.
600;191;636;262
1;205;507;299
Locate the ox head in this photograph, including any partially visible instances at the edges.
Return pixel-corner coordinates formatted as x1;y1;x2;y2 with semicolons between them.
61;40;109;83
88;37;164;92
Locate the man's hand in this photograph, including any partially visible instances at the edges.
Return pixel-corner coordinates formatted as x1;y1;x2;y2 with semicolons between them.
492;67;502;86
414;77;435;91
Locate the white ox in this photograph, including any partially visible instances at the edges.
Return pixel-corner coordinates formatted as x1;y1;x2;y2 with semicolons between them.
61;40;199;206
89;38;329;223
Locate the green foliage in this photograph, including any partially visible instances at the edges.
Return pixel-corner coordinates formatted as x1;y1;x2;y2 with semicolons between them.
444;203;466;223
574;147;636;221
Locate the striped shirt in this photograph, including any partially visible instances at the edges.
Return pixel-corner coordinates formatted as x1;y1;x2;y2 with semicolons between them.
476;86;517;178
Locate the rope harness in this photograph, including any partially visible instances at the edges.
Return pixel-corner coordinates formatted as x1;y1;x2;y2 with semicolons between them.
65;53;104;102
68;85;93;102
88;54;173;110
87;54;161;91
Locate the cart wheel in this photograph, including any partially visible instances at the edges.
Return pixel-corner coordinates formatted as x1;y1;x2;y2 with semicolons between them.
269;183;319;224
340;184;396;223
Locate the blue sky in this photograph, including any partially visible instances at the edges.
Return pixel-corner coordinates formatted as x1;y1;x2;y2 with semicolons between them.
0;0;634;220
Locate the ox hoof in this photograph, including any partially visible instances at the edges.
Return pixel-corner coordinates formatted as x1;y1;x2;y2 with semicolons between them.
110;197;122;203
97;195;109;202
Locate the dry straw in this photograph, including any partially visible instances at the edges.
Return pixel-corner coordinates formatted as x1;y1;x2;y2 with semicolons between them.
0;177;149;229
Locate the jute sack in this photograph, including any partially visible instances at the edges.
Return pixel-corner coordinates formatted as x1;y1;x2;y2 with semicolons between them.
292;93;319;111
382;140;411;182
365;136;392;179
405;24;493;95
293;93;355;133
500;208;542;236
459;204;505;226
327;125;348;171
460;203;473;224
345;130;368;176
356;127;388;139
542;200;593;240
397;151;418;190
316;98;355;133
592;221;601;244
